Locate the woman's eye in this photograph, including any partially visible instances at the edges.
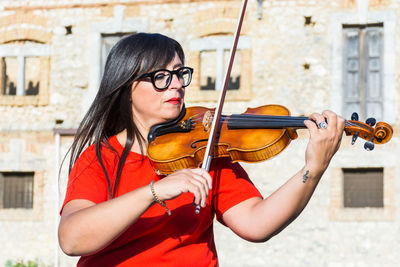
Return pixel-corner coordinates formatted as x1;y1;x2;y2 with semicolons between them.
181;68;190;74
155;73;168;80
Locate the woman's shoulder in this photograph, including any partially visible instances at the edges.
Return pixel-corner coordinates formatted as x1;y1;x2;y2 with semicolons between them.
69;136;121;180
76;136;121;164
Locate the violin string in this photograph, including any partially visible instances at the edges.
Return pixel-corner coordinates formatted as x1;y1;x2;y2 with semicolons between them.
191;115;342;125
190;117;306;125
190;114;307;122
190;114;352;125
191;111;367;123
190;116;307;129
188;112;369;130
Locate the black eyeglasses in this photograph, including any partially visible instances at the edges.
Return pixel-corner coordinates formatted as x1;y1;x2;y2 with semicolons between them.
138;67;193;90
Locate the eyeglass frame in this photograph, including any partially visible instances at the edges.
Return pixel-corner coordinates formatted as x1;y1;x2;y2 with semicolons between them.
138;66;194;90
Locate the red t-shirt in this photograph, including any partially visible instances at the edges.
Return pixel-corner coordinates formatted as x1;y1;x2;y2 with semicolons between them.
62;136;262;267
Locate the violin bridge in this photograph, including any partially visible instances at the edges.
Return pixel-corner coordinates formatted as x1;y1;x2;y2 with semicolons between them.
202;111;213;132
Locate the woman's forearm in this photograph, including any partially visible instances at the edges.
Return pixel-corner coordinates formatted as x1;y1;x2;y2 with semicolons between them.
253;166;323;239
222;166;325;243
58;185;154;256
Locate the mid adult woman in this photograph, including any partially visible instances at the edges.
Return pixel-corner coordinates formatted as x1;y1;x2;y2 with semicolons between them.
58;32;344;266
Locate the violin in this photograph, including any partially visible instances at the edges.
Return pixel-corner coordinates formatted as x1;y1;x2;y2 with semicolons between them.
147;104;393;175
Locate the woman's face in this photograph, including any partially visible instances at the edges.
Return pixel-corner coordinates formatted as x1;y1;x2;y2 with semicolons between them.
130;53;185;131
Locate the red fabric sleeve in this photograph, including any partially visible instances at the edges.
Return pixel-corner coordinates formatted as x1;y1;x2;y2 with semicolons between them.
210;158;263;224
61;146;110;213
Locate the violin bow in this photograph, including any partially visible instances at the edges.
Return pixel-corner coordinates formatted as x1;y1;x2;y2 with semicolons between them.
196;0;249;213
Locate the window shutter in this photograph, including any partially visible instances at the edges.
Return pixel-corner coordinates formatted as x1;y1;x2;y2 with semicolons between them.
343;29;361;119
364;27;383;121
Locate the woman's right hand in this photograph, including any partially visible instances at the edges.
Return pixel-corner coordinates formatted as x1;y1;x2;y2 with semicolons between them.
152;168;212;208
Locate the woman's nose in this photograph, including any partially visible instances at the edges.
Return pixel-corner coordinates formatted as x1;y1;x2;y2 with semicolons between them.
169;74;183;89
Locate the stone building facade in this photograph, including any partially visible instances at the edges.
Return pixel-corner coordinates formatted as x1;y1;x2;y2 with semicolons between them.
0;0;399;266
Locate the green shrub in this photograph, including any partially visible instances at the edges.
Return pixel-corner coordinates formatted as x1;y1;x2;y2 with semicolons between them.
5;260;39;267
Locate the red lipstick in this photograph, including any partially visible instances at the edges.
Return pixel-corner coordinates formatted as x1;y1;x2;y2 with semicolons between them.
166;97;181;105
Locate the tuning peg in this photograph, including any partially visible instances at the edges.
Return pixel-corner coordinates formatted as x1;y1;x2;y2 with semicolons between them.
351;131;359;145
351;112;359;121
364;138;375;151
365;117;376;127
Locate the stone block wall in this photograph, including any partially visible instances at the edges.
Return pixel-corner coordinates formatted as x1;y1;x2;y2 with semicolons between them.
0;0;398;266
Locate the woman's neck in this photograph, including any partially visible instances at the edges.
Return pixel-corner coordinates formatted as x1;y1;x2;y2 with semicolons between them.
116;129;147;154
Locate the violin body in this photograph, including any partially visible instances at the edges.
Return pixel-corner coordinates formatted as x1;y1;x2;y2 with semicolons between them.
147;105;393;175
147;105;301;174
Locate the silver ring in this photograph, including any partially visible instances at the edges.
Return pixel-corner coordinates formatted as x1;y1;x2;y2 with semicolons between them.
318;122;327;129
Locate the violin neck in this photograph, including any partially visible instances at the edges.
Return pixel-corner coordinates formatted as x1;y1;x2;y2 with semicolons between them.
227;114;308;129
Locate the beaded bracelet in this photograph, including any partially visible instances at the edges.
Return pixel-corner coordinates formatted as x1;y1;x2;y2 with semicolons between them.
150;181;171;216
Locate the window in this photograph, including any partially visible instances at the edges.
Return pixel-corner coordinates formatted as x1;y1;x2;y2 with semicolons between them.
0;40;50;106
100;33;132;78
342;24;383;121
200;49;241;91
329;166;394;221
343;168;384;208
0;172;34;209
188;36;252;102
0;41;48;97
85;6;147;108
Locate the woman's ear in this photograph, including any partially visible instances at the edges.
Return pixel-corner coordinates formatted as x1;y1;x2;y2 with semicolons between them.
129;81;138;103
130;80;139;92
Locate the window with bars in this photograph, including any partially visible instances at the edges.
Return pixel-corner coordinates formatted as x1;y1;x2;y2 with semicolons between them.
343;168;383;208
0;41;49;97
0;172;34;209
342;23;384;122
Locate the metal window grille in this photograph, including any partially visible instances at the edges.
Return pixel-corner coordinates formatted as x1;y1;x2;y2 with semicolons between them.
343;168;383;208
0;172;34;209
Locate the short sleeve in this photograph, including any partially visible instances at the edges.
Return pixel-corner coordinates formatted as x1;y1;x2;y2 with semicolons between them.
61;146;110;214
210;158;262;223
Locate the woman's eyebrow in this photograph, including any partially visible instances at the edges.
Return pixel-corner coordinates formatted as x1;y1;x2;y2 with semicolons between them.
173;63;183;69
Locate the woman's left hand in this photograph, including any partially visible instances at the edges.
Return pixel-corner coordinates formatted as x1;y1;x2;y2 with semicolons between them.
303;110;345;176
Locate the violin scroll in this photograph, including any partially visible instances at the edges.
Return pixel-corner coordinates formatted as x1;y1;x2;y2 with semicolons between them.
345;112;393;151
373;122;393;143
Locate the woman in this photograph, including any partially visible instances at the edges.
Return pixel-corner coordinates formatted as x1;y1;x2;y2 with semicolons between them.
58;33;344;266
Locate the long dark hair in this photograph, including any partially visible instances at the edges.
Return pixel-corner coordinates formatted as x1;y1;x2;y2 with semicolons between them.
69;33;185;199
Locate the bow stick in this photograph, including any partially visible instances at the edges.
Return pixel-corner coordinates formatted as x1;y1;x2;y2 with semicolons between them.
196;0;249;214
